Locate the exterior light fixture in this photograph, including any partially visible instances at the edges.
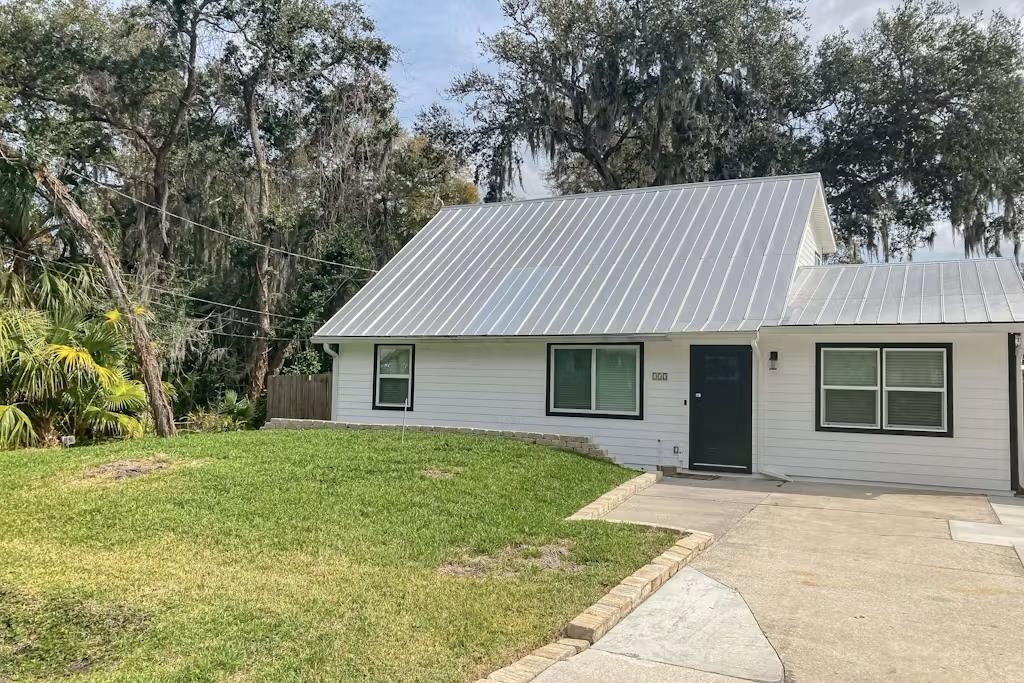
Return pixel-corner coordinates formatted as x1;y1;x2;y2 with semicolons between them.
769;351;779;371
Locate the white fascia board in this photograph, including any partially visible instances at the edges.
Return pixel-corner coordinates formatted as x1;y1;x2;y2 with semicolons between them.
759;322;1024;335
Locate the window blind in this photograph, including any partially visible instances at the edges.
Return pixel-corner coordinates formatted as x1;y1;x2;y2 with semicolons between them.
595;348;637;412
552;348;592;410
884;350;945;429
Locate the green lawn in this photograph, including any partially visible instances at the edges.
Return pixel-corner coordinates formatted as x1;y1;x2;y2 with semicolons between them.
0;429;675;682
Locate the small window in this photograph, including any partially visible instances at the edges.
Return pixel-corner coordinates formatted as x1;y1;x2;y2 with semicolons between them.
548;344;642;418
817;343;951;437
373;344;414;410
814;251;823;265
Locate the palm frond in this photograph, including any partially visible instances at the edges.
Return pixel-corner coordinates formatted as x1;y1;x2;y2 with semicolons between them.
103;381;148;413
45;344;123;389
0;269;29;307
161;381;177;399
82;319;129;366
35;267;76;312
0;404;36;449
10;351;62;401
93;364;126;390
80;406;143;439
47;306;86;345
46;343;97;374
0;308;47;354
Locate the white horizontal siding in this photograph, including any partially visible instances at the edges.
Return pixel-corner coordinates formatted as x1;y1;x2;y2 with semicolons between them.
332;337;753;470
795;220;819;267
757;328;1012;491
329;327;1013;491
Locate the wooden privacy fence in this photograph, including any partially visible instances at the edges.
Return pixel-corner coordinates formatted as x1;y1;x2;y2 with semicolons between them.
266;373;332;421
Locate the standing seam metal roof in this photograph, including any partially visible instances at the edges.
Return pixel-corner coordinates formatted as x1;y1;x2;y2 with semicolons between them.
780;259;1024;325
315;173;828;338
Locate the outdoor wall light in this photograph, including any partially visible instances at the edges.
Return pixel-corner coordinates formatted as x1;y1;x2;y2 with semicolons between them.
769;351;779;371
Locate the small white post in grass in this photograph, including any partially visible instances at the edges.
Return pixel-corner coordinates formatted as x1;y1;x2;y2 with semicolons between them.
401;396;409;444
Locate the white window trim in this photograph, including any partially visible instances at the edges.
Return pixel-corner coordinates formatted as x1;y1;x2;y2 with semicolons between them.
374;344;413;409
820;347;880;429
548;344;641;417
882;348;947;432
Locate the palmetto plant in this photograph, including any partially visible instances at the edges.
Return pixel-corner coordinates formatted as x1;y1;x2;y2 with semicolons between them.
0;304;149;449
184;390;254;432
1;156;150;449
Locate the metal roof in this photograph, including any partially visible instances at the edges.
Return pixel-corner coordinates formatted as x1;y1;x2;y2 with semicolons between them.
780;259;1024;326
315;173;829;339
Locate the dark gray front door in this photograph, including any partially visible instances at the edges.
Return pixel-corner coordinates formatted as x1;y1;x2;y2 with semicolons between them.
689;345;752;473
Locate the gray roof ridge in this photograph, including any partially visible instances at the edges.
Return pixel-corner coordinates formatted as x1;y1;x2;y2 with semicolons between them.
437;173;824;211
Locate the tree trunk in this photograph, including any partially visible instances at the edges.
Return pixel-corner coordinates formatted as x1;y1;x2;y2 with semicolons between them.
249;246;272;401
146;164;171;269
583;144;619;191
12;251;31;282
139;16;202;278
35;413;58;448
0;140;177;437
243;83;274;402
268;338;295;377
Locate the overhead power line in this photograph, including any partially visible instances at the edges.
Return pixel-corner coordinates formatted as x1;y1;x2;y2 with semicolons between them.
144;297;286;334
140;283;312;322
2;246;317;323
63;168;378;273
207;330;296;342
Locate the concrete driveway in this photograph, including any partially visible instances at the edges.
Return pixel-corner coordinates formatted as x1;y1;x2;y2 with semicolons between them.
540;477;1024;682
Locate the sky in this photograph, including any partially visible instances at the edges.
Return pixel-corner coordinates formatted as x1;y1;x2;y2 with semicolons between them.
364;0;1018;261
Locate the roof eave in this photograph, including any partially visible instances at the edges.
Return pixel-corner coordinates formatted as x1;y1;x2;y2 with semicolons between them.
311;333;684;345
763;321;1024;333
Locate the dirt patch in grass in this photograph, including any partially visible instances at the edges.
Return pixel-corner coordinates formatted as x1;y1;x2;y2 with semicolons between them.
438;540;583;578
0;585;148;679
421;467;463;480
76;457;172;482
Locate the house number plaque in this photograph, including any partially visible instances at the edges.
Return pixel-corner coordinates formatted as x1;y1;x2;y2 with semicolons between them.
651;372;669;381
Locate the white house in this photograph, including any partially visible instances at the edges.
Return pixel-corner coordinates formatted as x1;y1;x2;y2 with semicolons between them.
312;173;1024;494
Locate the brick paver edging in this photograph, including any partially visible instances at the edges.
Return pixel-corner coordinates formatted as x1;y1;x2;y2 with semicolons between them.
475;529;714;683
262;418;612;461
567;471;662;520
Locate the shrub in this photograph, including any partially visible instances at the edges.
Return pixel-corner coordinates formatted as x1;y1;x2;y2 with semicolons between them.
184;390;254;432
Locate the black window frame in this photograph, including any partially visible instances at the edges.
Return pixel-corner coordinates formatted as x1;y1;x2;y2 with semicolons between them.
815;342;953;438
372;343;415;411
545;342;644;420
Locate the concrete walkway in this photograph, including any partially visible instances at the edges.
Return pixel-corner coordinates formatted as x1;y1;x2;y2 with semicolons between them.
950;497;1024;562
544;477;1024;682
536;566;781;683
